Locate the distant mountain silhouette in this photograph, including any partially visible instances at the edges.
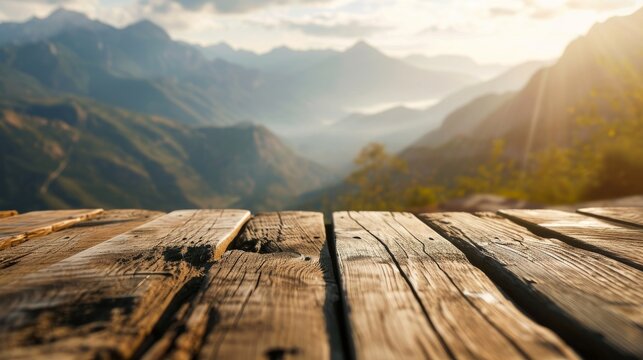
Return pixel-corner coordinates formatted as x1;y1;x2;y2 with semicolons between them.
201;40;479;127
0;96;331;211
123;19;171;40
201;42;258;65
404;54;508;80
299;60;546;169
408;61;548;148
0;8;110;45
0;13;269;125
291;106;427;171
0;10;477;130
276;41;476;110
412;93;515;149
201;43;337;74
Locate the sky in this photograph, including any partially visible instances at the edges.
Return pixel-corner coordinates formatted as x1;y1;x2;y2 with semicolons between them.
0;0;641;64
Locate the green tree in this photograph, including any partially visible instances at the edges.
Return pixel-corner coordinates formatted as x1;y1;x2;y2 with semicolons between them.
455;139;525;200
339;143;441;211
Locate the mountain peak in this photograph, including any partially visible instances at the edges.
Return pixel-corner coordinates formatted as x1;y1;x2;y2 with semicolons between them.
267;45;294;55
0;8;109;46
124;20;169;40
46;8;90;22
212;41;234;51
346;40;379;55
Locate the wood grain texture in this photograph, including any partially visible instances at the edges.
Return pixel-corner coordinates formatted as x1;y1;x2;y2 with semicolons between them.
0;209;250;359
333;211;576;360
0;209;103;249
500;209;643;270
149;212;342;360
0;210;17;218
421;212;643;359
0;210;164;288
578;207;643;228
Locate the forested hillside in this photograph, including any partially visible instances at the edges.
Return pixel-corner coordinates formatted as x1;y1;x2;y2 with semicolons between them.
0;96;330;211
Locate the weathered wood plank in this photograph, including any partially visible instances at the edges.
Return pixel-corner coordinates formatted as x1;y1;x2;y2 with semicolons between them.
0;209;103;249
147;212;342;360
0;210;164;287
0;210;18;218
0;209;250;359
421;212;643;359
500;209;643;270
578;207;643;228
334;211;577;360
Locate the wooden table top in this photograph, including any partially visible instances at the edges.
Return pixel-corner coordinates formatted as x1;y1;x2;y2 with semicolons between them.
0;207;641;359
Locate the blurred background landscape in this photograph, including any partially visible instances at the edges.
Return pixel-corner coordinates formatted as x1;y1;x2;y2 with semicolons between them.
0;0;641;213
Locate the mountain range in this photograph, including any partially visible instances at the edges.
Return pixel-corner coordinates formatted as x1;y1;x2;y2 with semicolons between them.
0;16;260;126
200;42;338;75
0;96;330;211
402;7;643;182
403;54;508;81
299;6;643;209
271;41;476;127
410;60;549;149
4;6;637;212
0;8;109;46
201;42;509;82
471;9;643;152
0;9;477;131
290;59;546;169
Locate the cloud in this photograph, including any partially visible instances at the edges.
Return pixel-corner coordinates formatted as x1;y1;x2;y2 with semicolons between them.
489;7;518;17
522;0;636;20
530;7;559;19
164;0;334;13
417;24;463;35
0;0;96;22
282;18;388;38
486;2;557;19
566;0;635;11
513;0;564;20
1;0;75;3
